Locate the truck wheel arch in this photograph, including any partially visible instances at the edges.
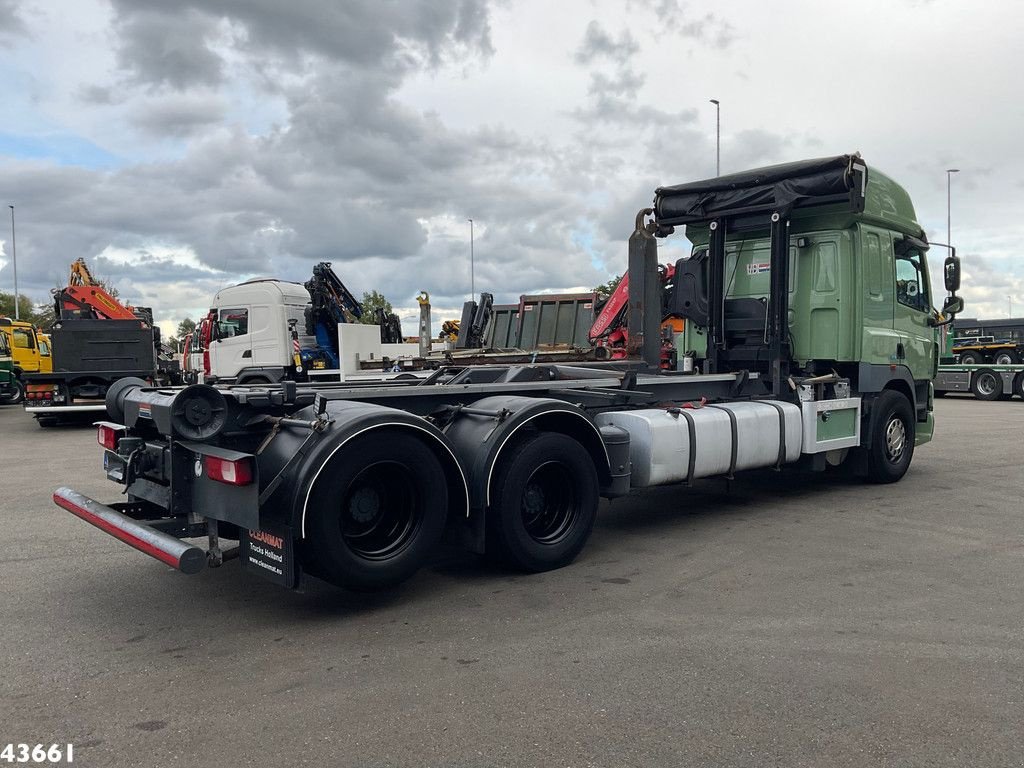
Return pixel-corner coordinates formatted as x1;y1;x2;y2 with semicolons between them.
443;396;611;509
484;409;610;507
297;420;469;539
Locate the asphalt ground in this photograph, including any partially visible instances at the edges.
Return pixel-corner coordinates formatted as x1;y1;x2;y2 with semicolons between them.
1;396;1022;768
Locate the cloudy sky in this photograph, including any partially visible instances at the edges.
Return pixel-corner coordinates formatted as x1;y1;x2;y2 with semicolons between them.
0;0;1021;337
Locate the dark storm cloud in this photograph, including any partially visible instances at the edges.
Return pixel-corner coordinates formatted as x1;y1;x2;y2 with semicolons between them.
128;92;227;137
678;13;736;49
634;0;736;48
574;20;639;65
114;7;226;90
108;0;493;90
0;0;25;39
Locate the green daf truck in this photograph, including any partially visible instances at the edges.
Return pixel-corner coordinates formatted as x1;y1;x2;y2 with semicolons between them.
55;154;964;593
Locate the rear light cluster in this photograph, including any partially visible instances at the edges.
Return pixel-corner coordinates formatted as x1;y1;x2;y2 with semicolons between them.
96;424;122;450
204;455;253;486
26;383;57;401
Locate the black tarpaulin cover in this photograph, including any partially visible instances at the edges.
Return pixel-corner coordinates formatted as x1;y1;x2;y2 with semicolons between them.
654;154;866;226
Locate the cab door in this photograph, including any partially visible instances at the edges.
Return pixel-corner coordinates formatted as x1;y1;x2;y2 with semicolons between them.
11;325;40;373
892;241;936;385
208;307;252;379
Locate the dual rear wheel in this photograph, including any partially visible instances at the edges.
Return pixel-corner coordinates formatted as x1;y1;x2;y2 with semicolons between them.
302;430;600;590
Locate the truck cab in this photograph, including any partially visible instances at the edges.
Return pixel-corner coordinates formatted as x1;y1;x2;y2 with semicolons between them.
36;332;53;374
207;279;310;384
0;318;41;375
678;166;944;440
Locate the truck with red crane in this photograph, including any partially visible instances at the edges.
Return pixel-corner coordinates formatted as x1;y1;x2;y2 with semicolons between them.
53;154;964;595
22;258;181;425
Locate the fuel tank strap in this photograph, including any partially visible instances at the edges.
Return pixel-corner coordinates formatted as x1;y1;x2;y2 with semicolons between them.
757;400;788;468
703;404;738;478
674;408;698;486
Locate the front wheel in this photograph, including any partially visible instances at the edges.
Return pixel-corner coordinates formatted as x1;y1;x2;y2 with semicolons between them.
959;352;980;365
302;432;448;590
0;379;24;405
865;390;915;484
487;432;599;572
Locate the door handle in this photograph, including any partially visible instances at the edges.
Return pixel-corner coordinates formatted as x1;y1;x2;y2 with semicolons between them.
896;343;906;360
242;350;252;358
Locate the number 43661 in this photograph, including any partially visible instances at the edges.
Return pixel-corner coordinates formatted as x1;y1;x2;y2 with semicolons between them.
0;744;74;763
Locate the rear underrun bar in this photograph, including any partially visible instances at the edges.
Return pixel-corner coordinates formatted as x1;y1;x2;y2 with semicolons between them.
53;487;205;574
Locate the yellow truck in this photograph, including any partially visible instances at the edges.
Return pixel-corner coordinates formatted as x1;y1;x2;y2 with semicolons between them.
0;317;43;376
36;332;52;374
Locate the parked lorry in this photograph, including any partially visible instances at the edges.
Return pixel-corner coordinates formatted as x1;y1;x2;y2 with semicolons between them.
193;262;404;385
22;259;181;425
934;321;1024;400
0;317;43;377
54;153;963;593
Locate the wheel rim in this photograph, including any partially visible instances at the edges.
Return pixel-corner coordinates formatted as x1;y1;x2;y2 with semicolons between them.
996;354;1013;365
884;415;907;464
339;461;421;560
520;461;578;545
961;354;977;364
977;373;998;396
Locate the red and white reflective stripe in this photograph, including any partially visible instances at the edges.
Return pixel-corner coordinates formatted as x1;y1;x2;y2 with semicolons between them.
293;337;301;355
53;491;180;569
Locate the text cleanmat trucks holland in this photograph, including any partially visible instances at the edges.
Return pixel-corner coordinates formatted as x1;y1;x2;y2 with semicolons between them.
54;154;964;592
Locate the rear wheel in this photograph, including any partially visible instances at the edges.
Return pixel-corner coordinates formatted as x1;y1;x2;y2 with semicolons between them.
994;350;1019;365
487;432;599;572
303;432;448;590
971;369;1002;401
865;390;915;484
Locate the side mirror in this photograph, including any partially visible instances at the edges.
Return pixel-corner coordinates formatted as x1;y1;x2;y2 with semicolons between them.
944;251;961;293
942;295;964;317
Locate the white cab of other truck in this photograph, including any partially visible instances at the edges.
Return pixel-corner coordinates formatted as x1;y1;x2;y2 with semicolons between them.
207;279;310;381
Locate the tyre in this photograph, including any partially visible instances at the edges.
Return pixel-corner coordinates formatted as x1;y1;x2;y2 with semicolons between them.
1013;373;1024;400
302;431;448;590
866;390;916;484
959;351;980;365
0;379;24;405
970;369;1002;401
994;350;1019;365
239;375;272;385
36;416;59;428
487;432;599;572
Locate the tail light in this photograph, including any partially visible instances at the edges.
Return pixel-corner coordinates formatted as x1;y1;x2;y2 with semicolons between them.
204;455;253;486
97;424;121;450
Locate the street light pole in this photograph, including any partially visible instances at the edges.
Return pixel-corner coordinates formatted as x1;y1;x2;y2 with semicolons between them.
945;168;959;251
468;218;475;299
7;204;18;320
709;99;720;176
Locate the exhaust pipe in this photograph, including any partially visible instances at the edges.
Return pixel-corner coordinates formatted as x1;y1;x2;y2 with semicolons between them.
53;487;206;574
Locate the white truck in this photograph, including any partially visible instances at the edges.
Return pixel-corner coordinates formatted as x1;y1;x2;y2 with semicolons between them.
202;276;416;385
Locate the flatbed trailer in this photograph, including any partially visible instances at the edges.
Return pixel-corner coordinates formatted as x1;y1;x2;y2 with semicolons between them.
54;154;965;593
935;363;1024;400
